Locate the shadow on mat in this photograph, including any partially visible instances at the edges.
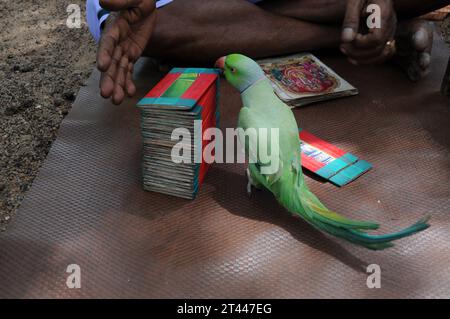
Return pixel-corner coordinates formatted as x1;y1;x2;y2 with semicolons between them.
0;237;75;298
207;166;368;273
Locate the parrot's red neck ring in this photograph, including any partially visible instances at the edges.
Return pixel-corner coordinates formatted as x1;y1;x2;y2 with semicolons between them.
240;75;267;94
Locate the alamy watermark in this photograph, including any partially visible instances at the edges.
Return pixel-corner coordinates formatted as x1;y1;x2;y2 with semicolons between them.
66;264;81;289
170;121;280;175
366;4;381;29
66;4;81;29
366;264;381;289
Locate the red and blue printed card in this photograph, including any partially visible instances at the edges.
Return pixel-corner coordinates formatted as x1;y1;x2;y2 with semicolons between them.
299;128;372;186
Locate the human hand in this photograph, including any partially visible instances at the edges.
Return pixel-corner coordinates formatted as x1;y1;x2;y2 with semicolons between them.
97;0;156;104
340;0;397;65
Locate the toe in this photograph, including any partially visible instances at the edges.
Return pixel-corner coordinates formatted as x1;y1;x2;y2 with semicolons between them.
419;52;431;70
412;29;429;52
394;19;434;81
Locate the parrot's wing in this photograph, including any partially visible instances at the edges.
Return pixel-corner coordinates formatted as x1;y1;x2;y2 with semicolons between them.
238;106;283;186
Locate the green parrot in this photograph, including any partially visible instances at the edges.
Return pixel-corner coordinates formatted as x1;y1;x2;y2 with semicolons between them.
215;53;430;250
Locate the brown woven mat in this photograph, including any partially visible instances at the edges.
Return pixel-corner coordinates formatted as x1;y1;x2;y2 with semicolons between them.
0;35;449;298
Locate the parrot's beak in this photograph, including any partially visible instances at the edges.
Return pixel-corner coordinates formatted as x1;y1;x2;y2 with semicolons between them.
214;56;226;72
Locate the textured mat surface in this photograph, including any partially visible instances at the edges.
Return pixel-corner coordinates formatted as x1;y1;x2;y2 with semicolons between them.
0;37;449;298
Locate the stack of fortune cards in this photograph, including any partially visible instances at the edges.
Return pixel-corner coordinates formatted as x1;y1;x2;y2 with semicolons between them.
137;68;220;199
258;53;358;107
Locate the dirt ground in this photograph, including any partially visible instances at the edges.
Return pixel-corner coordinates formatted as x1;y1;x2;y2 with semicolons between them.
0;0;96;231
439;15;450;44
0;2;449;232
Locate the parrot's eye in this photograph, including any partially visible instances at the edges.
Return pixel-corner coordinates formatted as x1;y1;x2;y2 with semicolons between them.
230;67;236;73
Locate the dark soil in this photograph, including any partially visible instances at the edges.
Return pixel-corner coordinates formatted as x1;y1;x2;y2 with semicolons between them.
438;16;450;46
0;0;96;231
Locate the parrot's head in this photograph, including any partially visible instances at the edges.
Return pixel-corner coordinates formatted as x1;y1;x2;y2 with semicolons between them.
215;54;266;93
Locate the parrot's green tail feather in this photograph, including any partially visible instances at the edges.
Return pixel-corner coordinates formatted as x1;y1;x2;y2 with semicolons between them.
305;200;380;230
311;216;430;250
298;187;380;230
295;187;431;250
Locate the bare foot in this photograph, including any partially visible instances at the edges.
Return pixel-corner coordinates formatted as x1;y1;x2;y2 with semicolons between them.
394;19;434;81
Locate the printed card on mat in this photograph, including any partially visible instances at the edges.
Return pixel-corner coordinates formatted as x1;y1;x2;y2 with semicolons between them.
258;53;358;107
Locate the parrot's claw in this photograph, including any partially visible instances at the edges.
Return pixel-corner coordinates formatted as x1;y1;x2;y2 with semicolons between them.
247;180;253;197
246;168;261;198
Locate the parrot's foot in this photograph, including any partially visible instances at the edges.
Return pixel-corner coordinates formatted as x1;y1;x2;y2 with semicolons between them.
246;168;261;197
247;180;253;197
